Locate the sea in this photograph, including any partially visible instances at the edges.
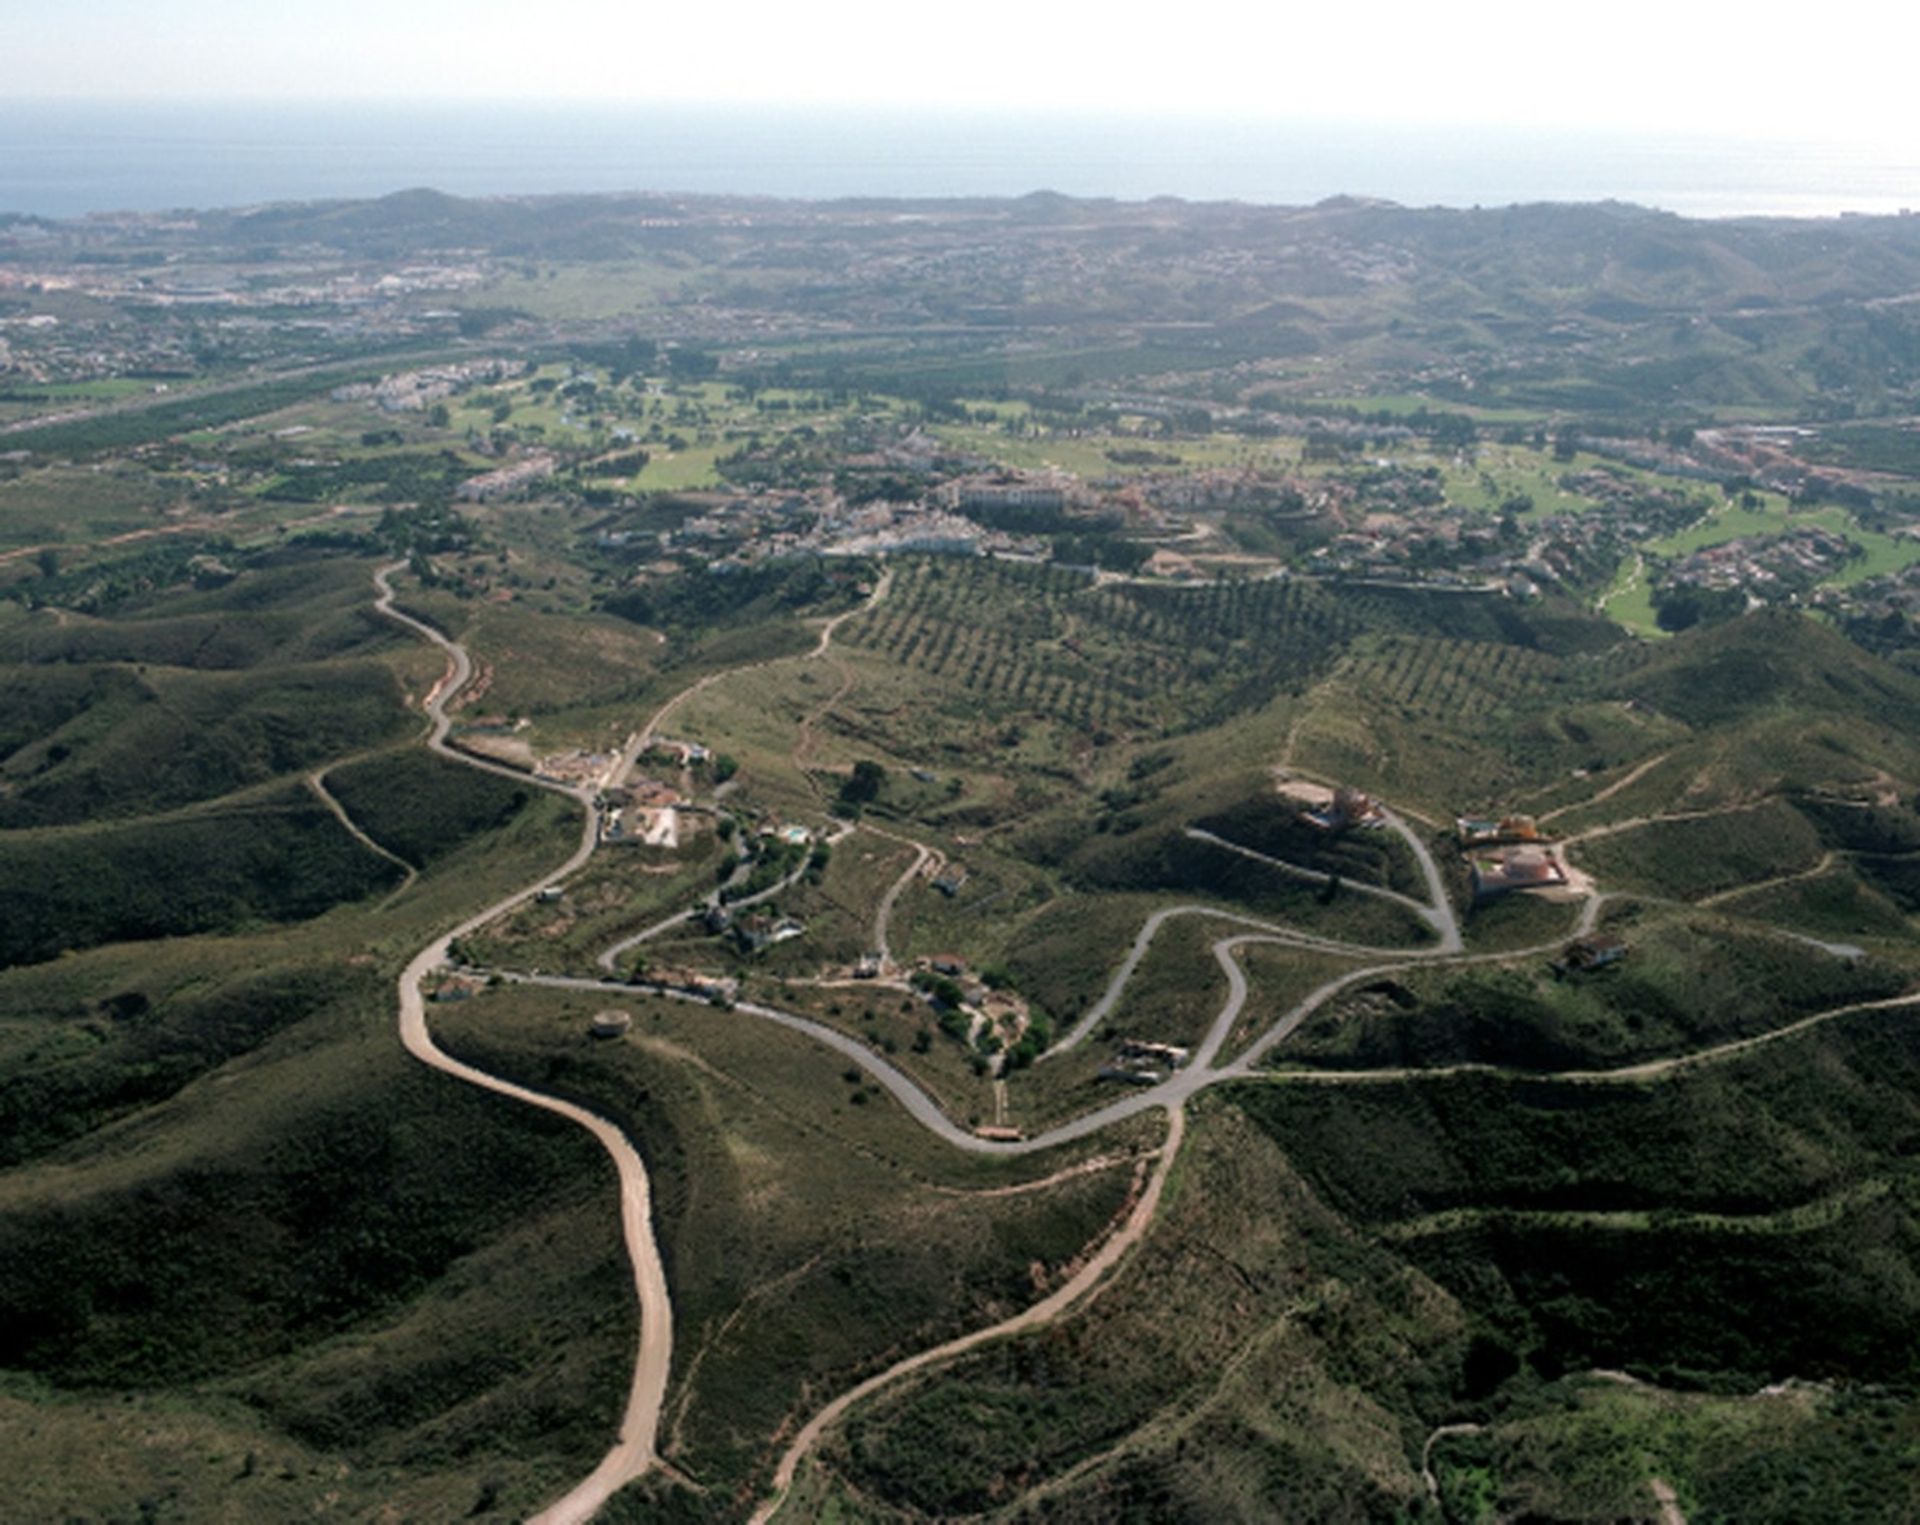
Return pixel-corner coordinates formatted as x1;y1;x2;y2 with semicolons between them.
1;100;1916;221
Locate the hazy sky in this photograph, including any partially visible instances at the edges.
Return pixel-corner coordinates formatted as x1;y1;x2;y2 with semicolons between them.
9;0;1913;143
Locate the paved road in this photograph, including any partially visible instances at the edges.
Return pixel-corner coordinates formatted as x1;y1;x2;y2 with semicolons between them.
1047;903;1358;1058
1381;808;1464;951
506;887;1621;1163
373;563;895;1520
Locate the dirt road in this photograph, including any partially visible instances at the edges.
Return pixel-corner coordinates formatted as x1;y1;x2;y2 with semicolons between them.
749;1106;1186;1524
375;565;675;1522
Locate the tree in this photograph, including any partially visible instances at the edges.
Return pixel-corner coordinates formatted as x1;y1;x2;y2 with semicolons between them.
667;347;719;381
1653;584;1744;632
840;759;887;806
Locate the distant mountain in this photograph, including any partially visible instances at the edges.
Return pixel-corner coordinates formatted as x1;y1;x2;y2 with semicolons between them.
15;188;1920;413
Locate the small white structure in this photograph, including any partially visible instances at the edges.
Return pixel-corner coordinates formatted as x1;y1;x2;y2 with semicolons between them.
589;1009;633;1038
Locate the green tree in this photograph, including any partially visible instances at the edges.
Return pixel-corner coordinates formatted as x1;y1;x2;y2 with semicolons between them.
840;759;887;806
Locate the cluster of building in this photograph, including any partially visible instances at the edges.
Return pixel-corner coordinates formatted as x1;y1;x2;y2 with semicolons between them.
1304;786;1385;832
1099;1037;1192;1086
903;954;1035;1066
0;306;196;384
331;357;527;414
808;502;1046;560
1527;472;1726;575
1304;464;1712;601
458;453;558;502
1815;557;1920;648
649;488;1053;565
533;747;620;789
0;247;498;383
1455;813;1571;899
1662;525;1857;597
600;775;684;847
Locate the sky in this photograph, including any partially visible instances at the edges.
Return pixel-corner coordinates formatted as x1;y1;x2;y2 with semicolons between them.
9;0;1917;145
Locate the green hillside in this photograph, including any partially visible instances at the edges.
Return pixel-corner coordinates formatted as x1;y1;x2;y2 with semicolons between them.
7;186;1920;1521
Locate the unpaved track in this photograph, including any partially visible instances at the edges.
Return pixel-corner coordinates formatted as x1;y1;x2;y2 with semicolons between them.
1698;850;1836;907
374;560;1878;1521
374;566;674;1524
1538;751;1670;825
1184;817;1462;950
1558;798;1773;849
1255;990;1920;1088
790;569;892;791
1651;1477;1689;1525
858;819;941;970
621;567;893;790
749;1107;1187;1524
1422;1422;1483;1504
306;767;418;901
870;841;929;969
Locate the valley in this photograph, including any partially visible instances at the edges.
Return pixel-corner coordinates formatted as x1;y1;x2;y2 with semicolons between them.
4;190;1920;1523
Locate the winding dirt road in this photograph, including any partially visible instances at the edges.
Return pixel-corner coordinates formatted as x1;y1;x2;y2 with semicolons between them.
1537;751;1670;826
748;1107;1186;1524
374;566;674;1525
856;819;941;971
366;559;1904;1522
306;767;418;901
619;567;894;790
